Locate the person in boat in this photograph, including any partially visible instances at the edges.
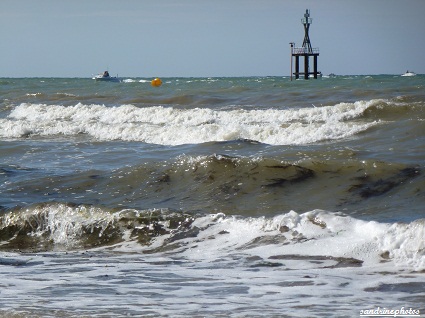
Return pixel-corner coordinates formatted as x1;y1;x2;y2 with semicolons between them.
103;71;110;78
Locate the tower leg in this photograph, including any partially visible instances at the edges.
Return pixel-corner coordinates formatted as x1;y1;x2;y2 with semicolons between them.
304;55;309;79
295;56;299;79
314;55;318;79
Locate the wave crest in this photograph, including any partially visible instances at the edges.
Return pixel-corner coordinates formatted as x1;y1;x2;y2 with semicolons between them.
1;100;386;145
1;203;424;270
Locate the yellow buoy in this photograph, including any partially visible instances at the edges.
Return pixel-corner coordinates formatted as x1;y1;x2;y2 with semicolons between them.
151;78;162;87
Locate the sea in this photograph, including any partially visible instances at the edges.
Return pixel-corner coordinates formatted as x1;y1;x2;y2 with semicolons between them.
0;75;424;317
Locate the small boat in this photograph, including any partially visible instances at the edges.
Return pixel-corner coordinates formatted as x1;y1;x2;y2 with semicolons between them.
401;70;416;77
92;71;121;82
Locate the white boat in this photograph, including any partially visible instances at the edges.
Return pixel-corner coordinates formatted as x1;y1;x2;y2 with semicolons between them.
92;71;121;82
401;71;416;77
92;74;121;82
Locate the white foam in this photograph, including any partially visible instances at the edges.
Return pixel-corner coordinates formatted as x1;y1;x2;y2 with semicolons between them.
2;101;381;145
112;209;425;271
377;219;425;270
159;211;361;264
6;203;425;270
1;207;424;316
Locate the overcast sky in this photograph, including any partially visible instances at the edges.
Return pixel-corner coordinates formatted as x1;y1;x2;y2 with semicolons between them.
1;0;424;77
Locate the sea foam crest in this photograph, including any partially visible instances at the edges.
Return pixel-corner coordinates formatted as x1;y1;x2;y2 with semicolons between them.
177;210;425;271
2;204;424;270
1;204;117;248
2;101;380;145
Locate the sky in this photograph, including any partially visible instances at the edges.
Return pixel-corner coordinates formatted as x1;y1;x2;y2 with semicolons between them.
1;0;424;77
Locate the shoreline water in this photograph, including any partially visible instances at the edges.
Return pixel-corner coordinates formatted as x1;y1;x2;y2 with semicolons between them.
1;75;424;316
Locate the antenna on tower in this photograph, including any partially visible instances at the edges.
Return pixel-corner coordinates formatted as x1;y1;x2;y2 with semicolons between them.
301;9;313;53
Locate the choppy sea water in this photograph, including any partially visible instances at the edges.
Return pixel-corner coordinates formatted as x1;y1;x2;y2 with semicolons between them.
0;75;424;317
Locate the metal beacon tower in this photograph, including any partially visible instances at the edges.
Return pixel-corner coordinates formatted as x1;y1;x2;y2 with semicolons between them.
290;9;321;80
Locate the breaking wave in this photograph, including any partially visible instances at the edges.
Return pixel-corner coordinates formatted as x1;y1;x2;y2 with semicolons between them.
0;99;397;145
1;203;424;271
